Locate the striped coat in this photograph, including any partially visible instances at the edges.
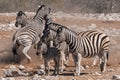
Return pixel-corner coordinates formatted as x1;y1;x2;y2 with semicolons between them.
12;5;51;62
53;27;110;76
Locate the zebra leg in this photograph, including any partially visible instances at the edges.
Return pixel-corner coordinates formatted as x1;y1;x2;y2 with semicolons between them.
48;61;50;75
57;57;60;75
22;45;31;63
72;53;82;76
60;51;65;73
49;40;53;47
44;59;48;75
44;59;50;75
54;59;58;75
64;52;69;67
99;51;108;73
92;56;99;66
12;43;19;62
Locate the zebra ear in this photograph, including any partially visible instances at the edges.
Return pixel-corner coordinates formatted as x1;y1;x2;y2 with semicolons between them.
48;8;51;14
57;27;63;33
17;11;23;16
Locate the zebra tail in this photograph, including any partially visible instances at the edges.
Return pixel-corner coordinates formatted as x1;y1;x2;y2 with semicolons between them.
106;52;109;60
12;38;17;55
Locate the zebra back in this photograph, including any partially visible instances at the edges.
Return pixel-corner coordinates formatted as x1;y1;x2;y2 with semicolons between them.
55;27;110;58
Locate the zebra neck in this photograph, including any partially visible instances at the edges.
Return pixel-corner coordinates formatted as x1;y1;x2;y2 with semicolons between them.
34;16;43;23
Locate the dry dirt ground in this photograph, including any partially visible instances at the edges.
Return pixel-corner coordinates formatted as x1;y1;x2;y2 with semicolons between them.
0;14;120;80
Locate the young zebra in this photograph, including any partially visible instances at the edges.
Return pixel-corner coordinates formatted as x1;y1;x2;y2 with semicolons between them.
42;29;69;73
12;5;51;63
35;40;60;75
53;27;110;76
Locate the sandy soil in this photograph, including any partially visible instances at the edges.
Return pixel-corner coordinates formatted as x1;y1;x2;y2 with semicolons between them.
0;14;120;80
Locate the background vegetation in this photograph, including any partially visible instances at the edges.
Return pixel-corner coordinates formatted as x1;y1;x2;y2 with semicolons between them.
0;0;120;13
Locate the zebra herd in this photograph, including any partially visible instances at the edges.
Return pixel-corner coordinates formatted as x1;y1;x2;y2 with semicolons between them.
12;5;110;76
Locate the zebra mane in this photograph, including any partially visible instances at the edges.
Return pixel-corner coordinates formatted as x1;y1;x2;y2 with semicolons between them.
33;5;51;20
48;22;78;35
36;5;45;14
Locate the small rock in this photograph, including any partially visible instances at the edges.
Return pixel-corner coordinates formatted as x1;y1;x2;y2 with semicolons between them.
80;66;85;71
37;65;45;69
3;66;29;77
112;75;120;80
37;69;45;75
107;69;115;72
41;79;46;80
50;66;54;70
18;65;25;70
9;65;16;70
84;65;90;69
30;74;41;80
0;76;15;80
4;69;22;77
92;72;101;76
70;77;76;80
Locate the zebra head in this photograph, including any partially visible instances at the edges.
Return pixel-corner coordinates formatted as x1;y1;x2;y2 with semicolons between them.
15;11;27;28
42;28;56;46
35;40;47;57
54;27;66;47
33;5;51;20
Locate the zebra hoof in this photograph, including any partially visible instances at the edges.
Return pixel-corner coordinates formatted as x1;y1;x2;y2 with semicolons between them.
74;73;80;76
45;73;49;76
27;59;32;64
53;72;59;76
59;69;64;74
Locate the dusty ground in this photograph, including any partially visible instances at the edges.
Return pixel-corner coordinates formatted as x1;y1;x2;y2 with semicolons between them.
0;13;120;80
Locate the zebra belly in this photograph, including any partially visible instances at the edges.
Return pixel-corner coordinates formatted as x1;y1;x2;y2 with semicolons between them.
17;35;36;46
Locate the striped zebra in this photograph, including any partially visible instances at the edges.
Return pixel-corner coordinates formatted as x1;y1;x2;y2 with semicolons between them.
12;5;51;63
43;22;101;66
35;39;60;75
42;28;69;73
78;31;102;66
13;11;32;41
52;27;110;76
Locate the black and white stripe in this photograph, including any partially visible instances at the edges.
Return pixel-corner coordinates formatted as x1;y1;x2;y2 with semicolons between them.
43;23;70;72
35;40;60;75
12;5;51;62
54;27;110;76
43;22;100;66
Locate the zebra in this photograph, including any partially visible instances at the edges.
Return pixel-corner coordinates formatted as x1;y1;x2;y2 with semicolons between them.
52;27;110;76
43;22;70;73
35;39;60;75
78;31;102;66
42;29;69;73
12;5;51;63
43;22;102;66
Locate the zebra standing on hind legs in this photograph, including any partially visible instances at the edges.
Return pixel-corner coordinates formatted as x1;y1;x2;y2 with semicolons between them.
12;5;51;63
13;11;32;41
50;26;110;76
